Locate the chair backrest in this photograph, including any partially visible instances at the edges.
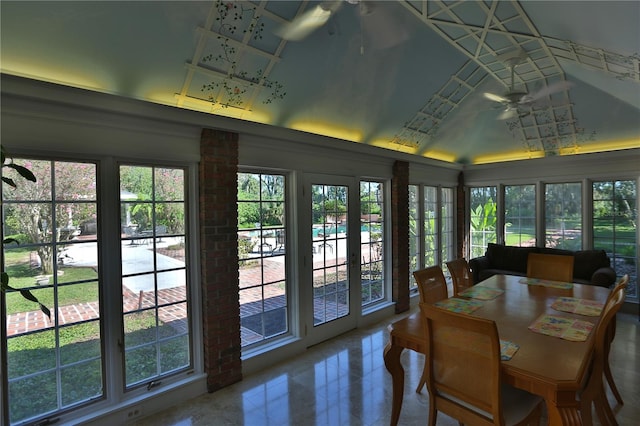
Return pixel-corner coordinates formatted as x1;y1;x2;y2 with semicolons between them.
413;266;448;303
583;275;628;393
420;303;503;425
526;253;574;282
446;258;473;296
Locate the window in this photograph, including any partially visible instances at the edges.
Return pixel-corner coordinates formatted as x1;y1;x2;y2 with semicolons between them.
469;186;497;258
3;160;101;423
2;158;194;425
409;185;454;283
545;182;582;250
440;187;454;267
119;165;191;388
593;180;637;300
505;185;536;247
424;187;438;267
237;172;287;347
408;185;419;291
360;181;384;306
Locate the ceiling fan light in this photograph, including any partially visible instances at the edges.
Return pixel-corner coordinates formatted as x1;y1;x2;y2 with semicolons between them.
276;6;332;41
484;92;507;103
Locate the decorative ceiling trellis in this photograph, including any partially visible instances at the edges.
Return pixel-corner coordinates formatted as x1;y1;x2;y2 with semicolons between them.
397;0;579;156
175;0;292;115
155;0;637;160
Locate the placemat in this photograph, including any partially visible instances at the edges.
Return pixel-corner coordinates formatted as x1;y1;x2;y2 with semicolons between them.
551;297;604;317
518;277;574;289
434;298;483;314
528;314;594;341
458;286;504;300
500;339;519;361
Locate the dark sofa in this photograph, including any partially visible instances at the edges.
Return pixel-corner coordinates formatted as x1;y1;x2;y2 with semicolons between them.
469;243;617;287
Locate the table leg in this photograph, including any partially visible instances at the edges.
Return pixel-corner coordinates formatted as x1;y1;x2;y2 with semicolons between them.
383;340;405;426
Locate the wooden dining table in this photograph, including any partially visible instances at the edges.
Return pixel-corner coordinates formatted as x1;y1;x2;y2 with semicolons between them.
383;274;611;426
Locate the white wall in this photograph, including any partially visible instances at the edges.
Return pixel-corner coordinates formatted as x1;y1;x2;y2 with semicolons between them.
463;149;640;185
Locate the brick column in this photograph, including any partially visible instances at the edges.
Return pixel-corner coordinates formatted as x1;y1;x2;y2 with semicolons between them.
391;160;410;313
199;128;242;392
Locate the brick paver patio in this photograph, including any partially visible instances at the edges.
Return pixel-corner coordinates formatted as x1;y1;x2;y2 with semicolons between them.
7;257;348;346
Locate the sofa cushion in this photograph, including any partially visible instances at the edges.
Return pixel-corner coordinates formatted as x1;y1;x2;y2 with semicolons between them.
538;247;574;257
486;243;537;274
573;250;611;281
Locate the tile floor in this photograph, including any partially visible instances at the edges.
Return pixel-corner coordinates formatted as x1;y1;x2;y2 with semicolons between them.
134;308;640;426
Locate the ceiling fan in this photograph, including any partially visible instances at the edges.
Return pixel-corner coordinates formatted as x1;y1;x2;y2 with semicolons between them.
276;0;358;41
483;50;573;120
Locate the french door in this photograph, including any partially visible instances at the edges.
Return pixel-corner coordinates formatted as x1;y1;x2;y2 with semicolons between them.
301;174;360;346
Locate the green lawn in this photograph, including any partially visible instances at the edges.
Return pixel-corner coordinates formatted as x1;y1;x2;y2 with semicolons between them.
4;249;98;315
7;312;189;422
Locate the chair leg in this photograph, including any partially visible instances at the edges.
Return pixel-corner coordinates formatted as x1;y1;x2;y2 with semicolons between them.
604;361;624;405
603;317;623;405
428;399;437;426
594;389;617;426
416;358;427;393
580;397;594;426
416;370;426;393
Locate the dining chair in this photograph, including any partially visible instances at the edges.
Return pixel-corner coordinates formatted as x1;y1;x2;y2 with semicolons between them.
604;313;624;406
413;265;449;304
526;252;574;282
446;258;474;296
412;265;448;393
579;274;628;426
420;303;543;426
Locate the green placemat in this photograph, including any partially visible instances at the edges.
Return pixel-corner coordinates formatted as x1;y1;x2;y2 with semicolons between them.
458;286;504;300
434;298;484;314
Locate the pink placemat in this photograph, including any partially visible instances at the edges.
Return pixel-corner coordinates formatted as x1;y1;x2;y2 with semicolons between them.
528;314;594;341
458;286;504;300
551;297;604;317
434;298;483;314
518;277;574;289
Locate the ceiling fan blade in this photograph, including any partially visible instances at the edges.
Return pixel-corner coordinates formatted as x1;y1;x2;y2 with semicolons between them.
484;92;508;103
498;108;517;120
525;80;574;103
275;3;340;41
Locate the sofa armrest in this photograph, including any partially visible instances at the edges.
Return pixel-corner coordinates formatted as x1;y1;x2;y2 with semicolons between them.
591;267;617;288
469;256;489;284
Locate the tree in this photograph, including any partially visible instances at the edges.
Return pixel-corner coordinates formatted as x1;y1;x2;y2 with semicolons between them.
119;166;186;233
3;159;96;276
237;173;285;228
1;147;50;317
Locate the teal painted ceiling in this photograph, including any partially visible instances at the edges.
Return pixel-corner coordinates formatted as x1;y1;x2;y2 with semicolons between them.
1;1;639;164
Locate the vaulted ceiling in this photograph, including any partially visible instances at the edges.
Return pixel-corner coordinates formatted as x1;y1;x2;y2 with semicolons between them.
1;1;639;164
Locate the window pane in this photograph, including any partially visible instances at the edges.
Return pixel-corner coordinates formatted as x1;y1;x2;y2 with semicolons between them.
545;182;582;250
593;180;637;300
311;184;349;326
3;159;101;423
424;186;438;266
441;187;454;268
408;185;420;291
505;185;536;247
238;172;288;347
120;165;191;388
360;181;384;306
469;187;497;258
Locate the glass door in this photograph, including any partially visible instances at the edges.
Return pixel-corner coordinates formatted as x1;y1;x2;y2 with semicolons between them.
302;174;359;346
